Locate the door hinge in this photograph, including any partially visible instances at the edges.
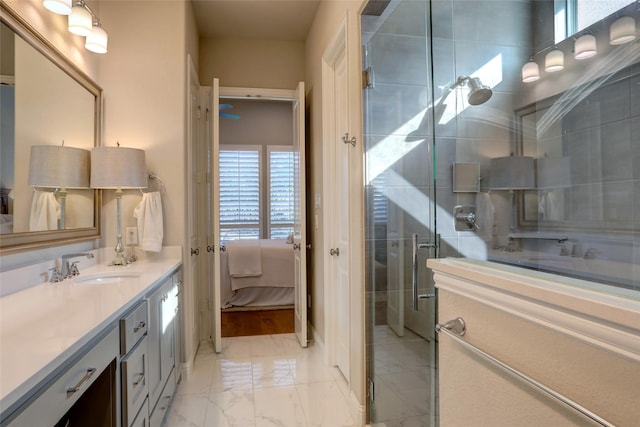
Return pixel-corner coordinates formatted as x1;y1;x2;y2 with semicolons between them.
363;67;375;89
196;105;202;119
368;378;375;401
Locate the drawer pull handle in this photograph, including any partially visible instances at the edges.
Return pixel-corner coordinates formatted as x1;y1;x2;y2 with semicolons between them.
160;394;172;410
133;373;145;387
133;321;146;332
66;368;96;397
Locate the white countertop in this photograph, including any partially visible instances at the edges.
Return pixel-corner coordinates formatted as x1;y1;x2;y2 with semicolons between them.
0;247;182;415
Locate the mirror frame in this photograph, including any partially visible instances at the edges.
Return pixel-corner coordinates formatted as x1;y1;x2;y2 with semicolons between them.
0;3;101;253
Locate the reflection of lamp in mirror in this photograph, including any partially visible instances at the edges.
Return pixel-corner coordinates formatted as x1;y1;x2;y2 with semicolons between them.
490;156;535;232
28;145;90;230
91;145;146;266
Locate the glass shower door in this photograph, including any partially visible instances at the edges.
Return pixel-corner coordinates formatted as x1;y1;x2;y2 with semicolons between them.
362;0;438;424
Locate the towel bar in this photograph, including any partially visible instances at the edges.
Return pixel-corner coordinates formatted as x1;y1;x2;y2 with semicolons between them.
436;317;614;427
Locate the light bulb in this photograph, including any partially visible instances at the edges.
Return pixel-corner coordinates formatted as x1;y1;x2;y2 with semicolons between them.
43;0;72;15
522;60;540;82
574;34;597;60
610;16;636;45
85;25;108;54
545;49;564;72
68;3;93;36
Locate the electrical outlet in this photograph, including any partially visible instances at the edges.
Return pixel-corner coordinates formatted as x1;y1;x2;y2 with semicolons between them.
126;227;138;245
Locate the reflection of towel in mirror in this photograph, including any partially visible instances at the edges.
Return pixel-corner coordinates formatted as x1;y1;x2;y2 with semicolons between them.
133;191;163;252
475;192;495;242
29;190;60;231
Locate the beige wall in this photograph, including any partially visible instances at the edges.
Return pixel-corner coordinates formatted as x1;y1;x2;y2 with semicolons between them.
199;38;304;89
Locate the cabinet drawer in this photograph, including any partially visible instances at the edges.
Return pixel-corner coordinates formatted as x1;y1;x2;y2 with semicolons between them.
130;398;149;427
7;326;119;427
121;300;148;355
149;368;176;427
121;336;148;427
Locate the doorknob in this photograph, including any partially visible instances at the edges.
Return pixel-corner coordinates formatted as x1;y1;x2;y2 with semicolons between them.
207;245;214;252
330;248;340;256
293;243;301;250
190;248;200;256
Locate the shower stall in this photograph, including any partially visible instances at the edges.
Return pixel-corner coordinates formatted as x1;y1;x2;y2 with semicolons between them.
362;0;638;425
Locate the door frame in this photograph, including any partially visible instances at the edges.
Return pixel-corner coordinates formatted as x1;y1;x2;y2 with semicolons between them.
321;11;366;422
209;85;307;351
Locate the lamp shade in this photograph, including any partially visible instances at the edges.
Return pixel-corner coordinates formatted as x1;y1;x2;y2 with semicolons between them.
521;60;540;82
610;16;636;45
489;156;535;190
85;25;108;54
574;34;597;59
28;145;90;189
68;3;93;36
91;146;147;189
43;0;72;15
545;49;564;72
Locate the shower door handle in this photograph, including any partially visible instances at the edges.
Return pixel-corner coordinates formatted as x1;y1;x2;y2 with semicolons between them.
412;233;438;311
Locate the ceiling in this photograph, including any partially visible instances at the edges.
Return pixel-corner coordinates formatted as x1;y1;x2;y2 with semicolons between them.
191;0;321;42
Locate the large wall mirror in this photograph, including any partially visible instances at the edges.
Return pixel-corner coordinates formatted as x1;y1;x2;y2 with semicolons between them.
516;69;638;233
0;4;101;252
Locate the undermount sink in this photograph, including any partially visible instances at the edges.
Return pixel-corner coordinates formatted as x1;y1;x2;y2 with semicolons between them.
75;271;142;284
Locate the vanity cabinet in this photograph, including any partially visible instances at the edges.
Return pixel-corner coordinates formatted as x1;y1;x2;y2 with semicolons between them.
5;326;120;427
120;301;149;427
146;269;180;427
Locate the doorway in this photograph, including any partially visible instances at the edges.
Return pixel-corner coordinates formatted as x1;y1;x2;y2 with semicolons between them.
362;0;439;425
204;83;308;351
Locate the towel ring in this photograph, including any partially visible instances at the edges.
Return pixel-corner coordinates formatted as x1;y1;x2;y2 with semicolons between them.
141;172;165;194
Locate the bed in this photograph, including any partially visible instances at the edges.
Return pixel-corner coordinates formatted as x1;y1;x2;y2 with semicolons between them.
220;238;295;308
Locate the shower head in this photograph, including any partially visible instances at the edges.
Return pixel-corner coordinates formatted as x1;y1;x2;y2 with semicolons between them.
452;76;493;105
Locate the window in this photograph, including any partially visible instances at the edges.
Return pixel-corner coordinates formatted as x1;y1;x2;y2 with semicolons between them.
555;0;634;42
219;147;261;242
219;145;294;242
268;147;295;239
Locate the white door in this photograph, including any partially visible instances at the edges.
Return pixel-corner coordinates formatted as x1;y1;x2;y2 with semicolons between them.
293;82;308;348
331;49;351;378
210;78;222;352
187;58;202;348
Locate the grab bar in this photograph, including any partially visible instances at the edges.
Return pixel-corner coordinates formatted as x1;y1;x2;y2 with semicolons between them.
436;317;614;427
412;233;438;311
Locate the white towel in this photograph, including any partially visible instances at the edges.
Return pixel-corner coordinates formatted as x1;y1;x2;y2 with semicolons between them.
226;240;262;277
133;191;164;252
29;190;60;231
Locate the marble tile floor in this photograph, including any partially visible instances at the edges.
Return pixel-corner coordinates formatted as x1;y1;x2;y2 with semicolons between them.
165;333;357;427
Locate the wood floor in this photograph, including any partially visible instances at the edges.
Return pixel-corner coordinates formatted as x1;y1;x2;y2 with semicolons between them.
221;308;294;337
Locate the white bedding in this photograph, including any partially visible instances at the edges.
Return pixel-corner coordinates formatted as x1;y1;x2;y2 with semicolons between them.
220;239;295;307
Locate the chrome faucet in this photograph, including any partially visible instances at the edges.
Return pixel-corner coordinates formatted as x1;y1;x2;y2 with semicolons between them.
60;253;95;278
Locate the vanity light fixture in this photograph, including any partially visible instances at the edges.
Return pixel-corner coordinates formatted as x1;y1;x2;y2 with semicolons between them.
545;48;564;72
521;58;540;82
43;0;108;54
68;1;93;37
91;144;147;266
43;0;72;15
574;34;597;60
610;16;636;45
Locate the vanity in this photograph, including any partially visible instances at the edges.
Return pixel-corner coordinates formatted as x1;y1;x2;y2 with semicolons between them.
0;247;183;427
